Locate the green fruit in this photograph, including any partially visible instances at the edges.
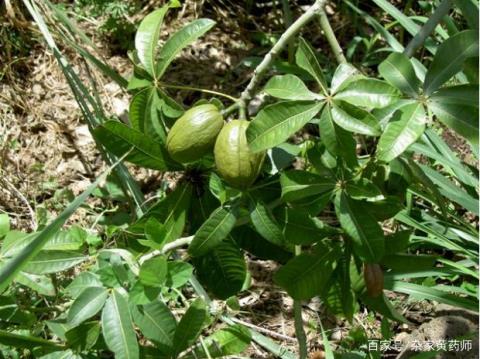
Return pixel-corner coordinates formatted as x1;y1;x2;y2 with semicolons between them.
214;120;265;189
167;104;224;163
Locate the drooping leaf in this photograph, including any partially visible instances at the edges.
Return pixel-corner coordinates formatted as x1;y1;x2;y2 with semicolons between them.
23;251;86;275
331;100;381;136
135;6;169;76
424;30;479;95
334;191;384;262
67;287;108;327
94;121;178;170
280;170;335;202
247;101;324;152
376;103;426;162
193;240;247;299
264;74;322;101
274;242;340;300
156;19;216;78
378;52;420;97
295;37;328;94
131;300;177;354
189;207;237;257
428;85;479;145
172;298;208;356
334;78;400;108
101;290;139;359
250;201;284;246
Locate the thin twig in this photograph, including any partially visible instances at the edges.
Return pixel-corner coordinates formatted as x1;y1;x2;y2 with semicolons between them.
404;0;452;58
238;0;326;114
317;9;347;64
229;317;297;342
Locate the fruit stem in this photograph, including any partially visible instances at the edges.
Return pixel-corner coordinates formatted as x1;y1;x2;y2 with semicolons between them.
160;82;239;102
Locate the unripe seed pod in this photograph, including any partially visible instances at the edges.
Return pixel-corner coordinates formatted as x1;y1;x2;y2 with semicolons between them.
363;263;384;298
167;104;224;163
214;120;265;189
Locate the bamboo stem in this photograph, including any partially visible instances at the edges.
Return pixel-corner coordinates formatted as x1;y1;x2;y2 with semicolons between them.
404;0;452;58
238;0;326;114
317;9;347;64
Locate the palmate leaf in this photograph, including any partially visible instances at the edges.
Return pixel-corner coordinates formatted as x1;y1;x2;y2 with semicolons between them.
424;30;479;95
156;19;216;78
135;6;169;76
378;52;421;97
101;290;139;359
264;74;322;101
67;287;108;327
295;37;328;94
334;78;400;108
274;242;340;300
189;207;237;257
331;100;381;136
428;85;479;145
334;191;384;263
131;300;177;354
94;121;179;170
172;298;208;357
193;239;247;299
246;101;324;152
376;102;426;162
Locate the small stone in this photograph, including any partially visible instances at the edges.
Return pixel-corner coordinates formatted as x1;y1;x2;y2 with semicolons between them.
330;329;342;341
